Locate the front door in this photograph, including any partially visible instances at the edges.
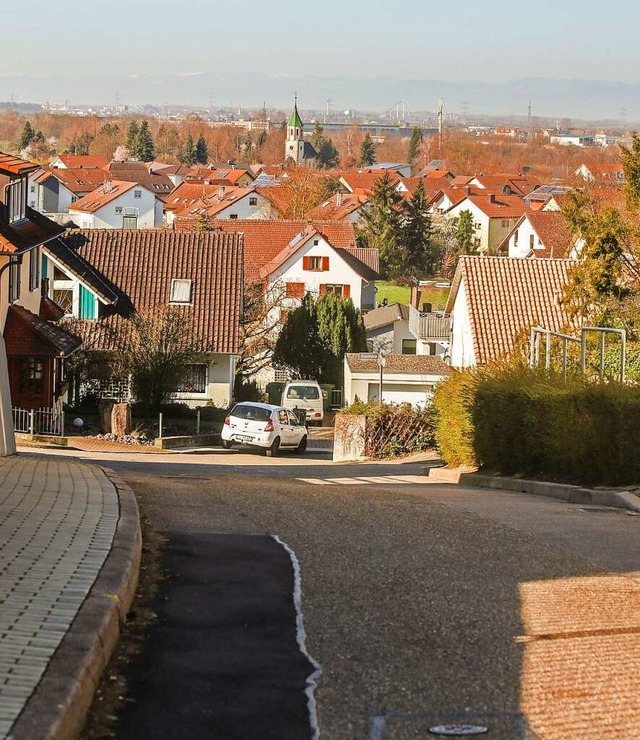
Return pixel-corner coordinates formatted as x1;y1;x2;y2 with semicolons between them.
8;357;52;409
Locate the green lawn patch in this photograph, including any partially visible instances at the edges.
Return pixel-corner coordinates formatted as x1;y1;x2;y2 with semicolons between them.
374;282;449;310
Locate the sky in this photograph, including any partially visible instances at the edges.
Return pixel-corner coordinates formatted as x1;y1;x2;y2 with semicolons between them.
1;0;639;115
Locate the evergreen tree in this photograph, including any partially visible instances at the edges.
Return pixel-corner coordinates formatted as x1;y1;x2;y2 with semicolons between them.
309;122;339;168
179;134;197;166
19;121;36;150
620;130;640;209
455;210;476;254
358;133;377;167
133;120;154;161
125;121;139;152
401;180;434;277
357;172;404;277
195;135;209;165
407;126;423;164
273;293;366;385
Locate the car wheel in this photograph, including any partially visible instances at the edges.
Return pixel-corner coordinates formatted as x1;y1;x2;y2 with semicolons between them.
221;439;233;450
265;436;280;457
295;435;307;454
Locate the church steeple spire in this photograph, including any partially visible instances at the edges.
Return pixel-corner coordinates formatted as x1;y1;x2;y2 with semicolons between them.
285;95;306;164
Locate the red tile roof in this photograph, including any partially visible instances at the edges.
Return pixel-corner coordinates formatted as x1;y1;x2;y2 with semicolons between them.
4;304;81;358
198;219;357;280
104;161;174;199
68;181;138;213
305;192;368;221
186;167;252;185
462;193;530;219
446;255;575;364
339;171;401;193
0;209;64;254
0;152;38;176
36;167;110;194
61;229;244;354
55;155;109;169
166;183;255;217
499;211;574;259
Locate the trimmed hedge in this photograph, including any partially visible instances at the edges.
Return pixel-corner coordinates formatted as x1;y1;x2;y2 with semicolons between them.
433;365;640;486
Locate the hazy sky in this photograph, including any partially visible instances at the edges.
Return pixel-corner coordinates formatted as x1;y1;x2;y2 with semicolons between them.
1;0;639;112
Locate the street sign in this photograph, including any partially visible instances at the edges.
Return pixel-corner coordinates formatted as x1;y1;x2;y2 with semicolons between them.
359;352;379;360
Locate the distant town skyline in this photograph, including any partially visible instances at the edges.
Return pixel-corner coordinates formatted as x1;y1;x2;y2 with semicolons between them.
2;0;640;119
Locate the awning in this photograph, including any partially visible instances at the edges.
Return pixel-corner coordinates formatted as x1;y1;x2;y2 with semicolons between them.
4;305;81;358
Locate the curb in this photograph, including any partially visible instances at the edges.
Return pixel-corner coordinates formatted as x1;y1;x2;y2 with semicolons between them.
428;467;640;513
10;468;142;740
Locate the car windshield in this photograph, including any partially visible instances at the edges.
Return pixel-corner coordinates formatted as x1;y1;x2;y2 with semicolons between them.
286;385;320;400
230;405;272;422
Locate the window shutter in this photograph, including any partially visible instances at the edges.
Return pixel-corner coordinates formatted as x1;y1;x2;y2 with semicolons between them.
303;256;311;270
319;284;327;296
322;256;329;271
343;284;351;299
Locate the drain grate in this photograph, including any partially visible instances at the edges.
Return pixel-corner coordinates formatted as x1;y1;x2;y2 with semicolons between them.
367;711;539;739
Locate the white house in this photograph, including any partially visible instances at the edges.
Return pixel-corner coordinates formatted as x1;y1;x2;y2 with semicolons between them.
343;353;451;407
165;184;275;225
28;167;110;218
498;211;575;259
68;181;161;229
446;255;574;368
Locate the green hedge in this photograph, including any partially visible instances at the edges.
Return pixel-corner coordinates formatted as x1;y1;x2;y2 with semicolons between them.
433;365;640;486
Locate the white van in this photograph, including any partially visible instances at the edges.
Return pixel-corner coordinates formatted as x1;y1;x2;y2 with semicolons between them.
281;381;324;425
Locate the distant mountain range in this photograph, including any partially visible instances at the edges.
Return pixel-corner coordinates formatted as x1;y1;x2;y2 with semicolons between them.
2;73;640;123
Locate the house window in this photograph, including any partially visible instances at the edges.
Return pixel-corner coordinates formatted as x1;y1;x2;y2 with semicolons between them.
529;234;535;250
170;278;192;304
320;284;350;298
474;222;482;230
303;256;328;271
19;358;44;396
514;230;519;245
115;206;123;214
29;247;40;292
175;364;207;393
229;214;238;219
6;178;27;223
249;197;258;206
122;214;138;229
285;282;305;299
402;339;417;355
8;260;21;302
53;288;73;314
134;189;142;199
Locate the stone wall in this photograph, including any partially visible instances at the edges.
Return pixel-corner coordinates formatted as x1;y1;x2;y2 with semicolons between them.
333;414;366;462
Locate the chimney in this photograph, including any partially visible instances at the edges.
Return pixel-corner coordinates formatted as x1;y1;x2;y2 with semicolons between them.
465;185;472;195
103;178;113;194
336;191;343;207
488;193;496;203
218;185;226;199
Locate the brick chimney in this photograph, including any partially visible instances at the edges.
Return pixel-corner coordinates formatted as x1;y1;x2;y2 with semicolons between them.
488;193;496;203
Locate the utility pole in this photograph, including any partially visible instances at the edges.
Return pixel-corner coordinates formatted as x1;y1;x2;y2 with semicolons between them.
437;97;444;156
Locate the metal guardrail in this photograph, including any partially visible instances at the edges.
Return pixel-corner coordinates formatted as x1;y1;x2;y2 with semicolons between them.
12;407;65;436
408;305;451;341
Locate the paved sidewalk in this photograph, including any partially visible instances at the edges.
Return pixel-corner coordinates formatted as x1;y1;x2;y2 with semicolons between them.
0;454;140;740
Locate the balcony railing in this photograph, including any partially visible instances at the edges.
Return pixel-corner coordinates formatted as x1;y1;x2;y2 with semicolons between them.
409;305;451;341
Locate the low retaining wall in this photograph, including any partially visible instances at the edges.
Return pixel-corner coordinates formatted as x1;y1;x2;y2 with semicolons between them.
154;433;220;450
333;415;366;462
15;433;69;447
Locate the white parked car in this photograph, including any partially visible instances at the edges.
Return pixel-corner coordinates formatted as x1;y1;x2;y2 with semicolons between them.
221;402;308;456
281;380;324;425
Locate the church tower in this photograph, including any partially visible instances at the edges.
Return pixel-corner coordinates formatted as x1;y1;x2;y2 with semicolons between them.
285;96;306;164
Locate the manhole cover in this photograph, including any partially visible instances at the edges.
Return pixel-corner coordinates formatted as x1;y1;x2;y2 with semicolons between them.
428;726;488;737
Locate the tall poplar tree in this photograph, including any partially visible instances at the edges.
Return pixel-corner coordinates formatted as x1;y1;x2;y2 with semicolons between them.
359;133;377;167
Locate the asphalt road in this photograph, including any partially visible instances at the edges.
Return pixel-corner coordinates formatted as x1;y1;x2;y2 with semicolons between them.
33;448;640;739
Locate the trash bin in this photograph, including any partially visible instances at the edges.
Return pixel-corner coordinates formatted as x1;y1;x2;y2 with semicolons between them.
320;384;334;412
291;407;307;427
266;382;285;406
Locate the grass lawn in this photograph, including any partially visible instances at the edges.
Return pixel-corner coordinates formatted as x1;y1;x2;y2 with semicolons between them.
374;281;450;310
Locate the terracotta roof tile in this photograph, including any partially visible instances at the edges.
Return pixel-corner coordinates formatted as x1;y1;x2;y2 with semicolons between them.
37;167;110;195
68;181;138;213
60;229;244;354
305;192;368;221
339;171;401;193
104;161;173;199
55;155;109;169
446;255;575;364
0;152;38;176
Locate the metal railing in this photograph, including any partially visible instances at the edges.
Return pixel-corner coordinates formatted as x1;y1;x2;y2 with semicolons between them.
12;407;65;436
408;305;451;341
330;388;343;409
529;326;627;382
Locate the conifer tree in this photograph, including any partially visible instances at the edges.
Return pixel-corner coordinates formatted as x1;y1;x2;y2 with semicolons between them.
19;121;36;150
455;210;476;254
180;134;197;166
401;180;434;276
407;125;423;164
134;120;155;162
125;121;139;152
358;133;377;167
195;135;209;165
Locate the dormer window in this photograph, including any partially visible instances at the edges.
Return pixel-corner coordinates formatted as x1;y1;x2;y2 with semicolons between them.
5;177;27;223
170;278;192;304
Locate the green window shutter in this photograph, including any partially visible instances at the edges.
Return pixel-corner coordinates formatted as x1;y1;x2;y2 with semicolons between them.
41;255;48;280
79;285;96;319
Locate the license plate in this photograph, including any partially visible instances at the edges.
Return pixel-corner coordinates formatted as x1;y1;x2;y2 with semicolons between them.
236;435;253;442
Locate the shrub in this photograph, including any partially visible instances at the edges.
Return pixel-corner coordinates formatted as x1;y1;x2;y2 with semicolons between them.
434;363;640;486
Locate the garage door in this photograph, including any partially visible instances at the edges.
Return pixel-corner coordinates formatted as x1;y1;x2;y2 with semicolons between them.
367;383;432;407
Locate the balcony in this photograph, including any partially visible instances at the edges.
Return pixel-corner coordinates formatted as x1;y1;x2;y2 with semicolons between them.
409;304;451;341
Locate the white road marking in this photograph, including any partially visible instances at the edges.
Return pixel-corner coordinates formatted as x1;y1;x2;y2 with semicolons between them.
297;474;428;486
272;536;321;740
